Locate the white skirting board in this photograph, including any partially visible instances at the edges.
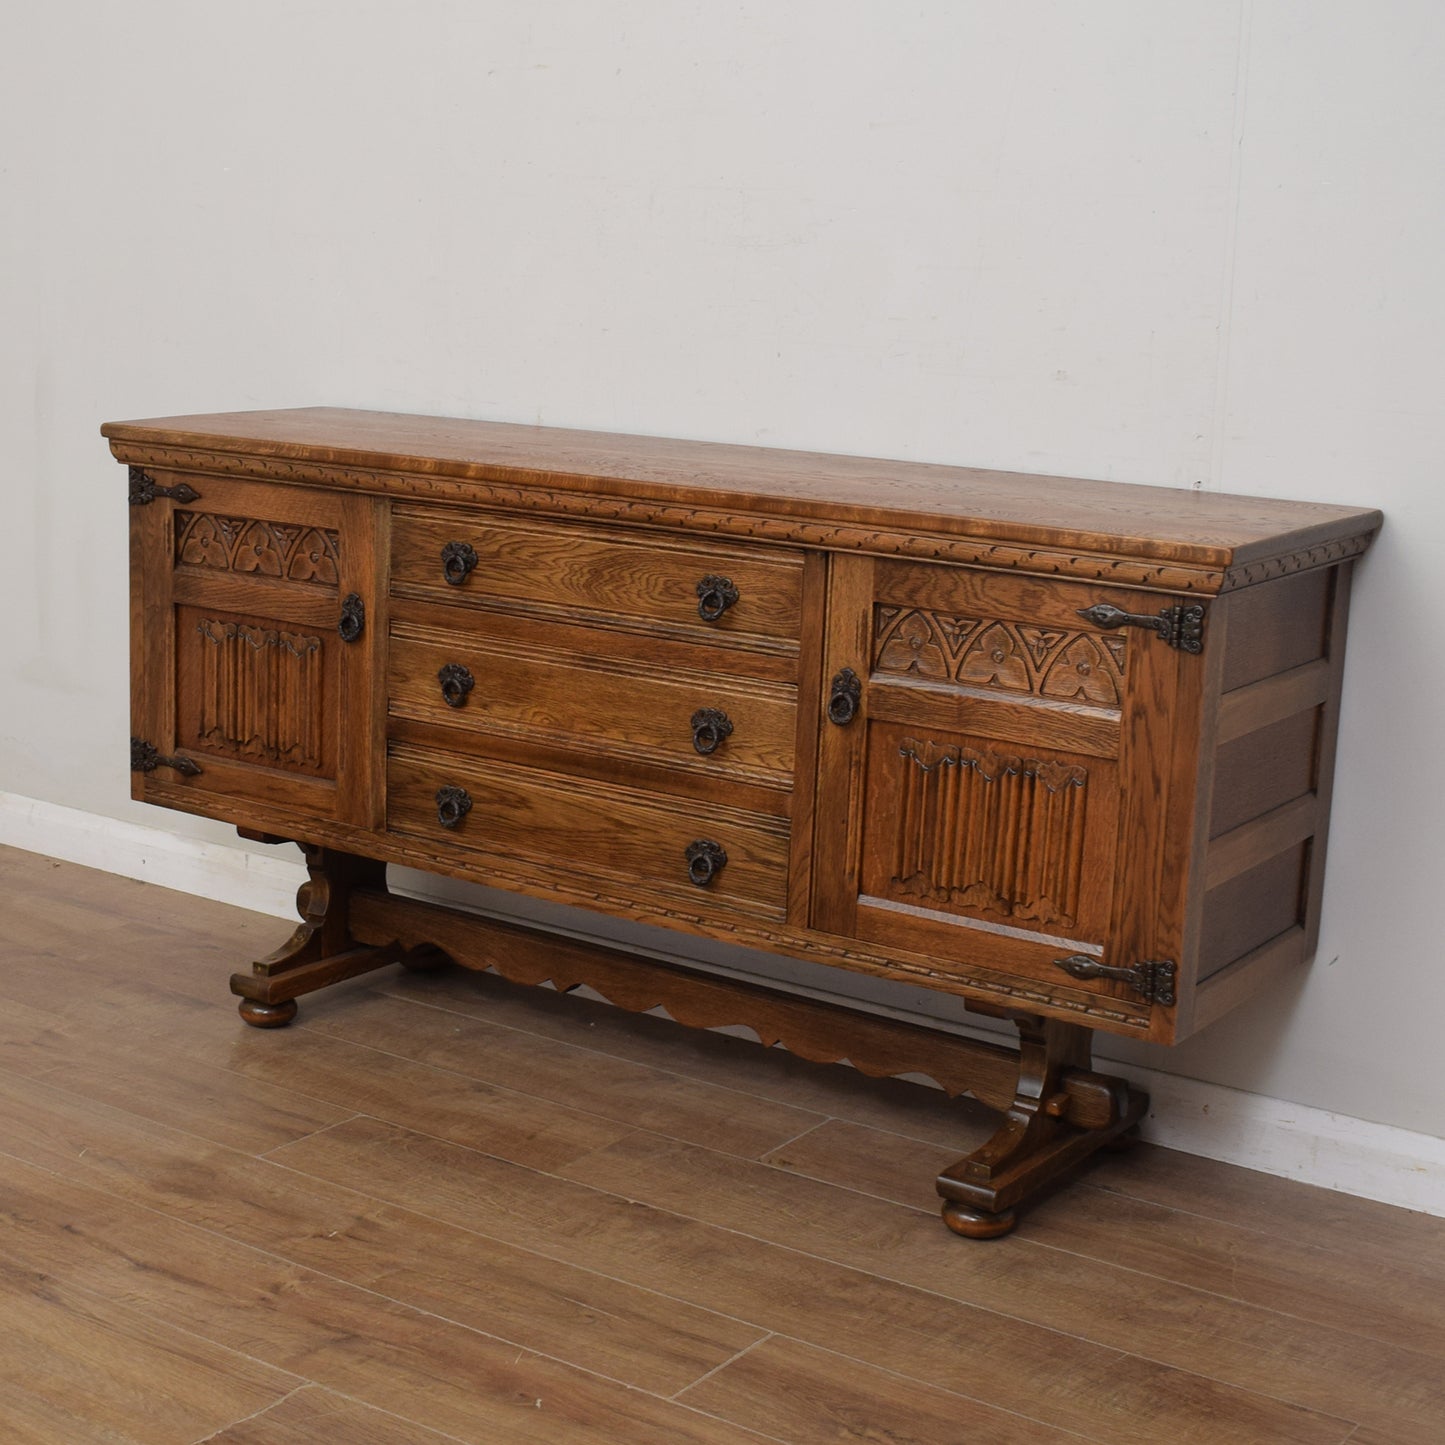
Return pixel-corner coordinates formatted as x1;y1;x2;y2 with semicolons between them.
4;789;1442;1220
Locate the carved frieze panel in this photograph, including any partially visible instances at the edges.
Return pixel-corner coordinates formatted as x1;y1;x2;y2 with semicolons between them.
175;512;341;587
874;607;1127;707
890;737;1090;930
192;619;325;771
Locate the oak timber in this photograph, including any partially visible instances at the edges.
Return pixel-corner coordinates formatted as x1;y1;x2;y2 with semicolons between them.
104;407;1379;587
110;406;1379;1238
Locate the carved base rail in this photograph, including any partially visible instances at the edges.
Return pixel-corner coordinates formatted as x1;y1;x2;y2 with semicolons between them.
231;846;1147;1236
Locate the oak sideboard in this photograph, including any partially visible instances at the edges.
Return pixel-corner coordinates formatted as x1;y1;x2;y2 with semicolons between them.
107;407;1380;1237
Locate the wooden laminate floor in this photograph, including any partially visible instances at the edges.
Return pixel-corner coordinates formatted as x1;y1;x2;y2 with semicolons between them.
1;845;1442;1444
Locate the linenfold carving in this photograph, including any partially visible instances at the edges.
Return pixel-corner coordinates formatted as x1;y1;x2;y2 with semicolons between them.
193;619;325;769
891;738;1090;929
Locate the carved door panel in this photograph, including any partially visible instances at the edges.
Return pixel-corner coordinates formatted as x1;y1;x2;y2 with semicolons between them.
129;471;383;832
813;554;1200;1024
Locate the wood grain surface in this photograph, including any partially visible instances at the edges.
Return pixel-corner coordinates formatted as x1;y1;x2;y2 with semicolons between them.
104;408;1380;575
387;619;798;786
391;504;804;642
3;845;1441;1443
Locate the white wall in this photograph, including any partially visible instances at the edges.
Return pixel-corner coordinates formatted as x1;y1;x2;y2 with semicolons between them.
2;3;1440;1138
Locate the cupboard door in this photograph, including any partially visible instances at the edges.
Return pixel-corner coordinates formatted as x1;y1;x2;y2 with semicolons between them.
129;473;383;831
812;555;1197;1019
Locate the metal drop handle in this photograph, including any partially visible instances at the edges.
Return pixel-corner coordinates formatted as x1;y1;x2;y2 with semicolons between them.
435;784;473;829
338;593;365;643
441;541;479;586
696;575;739;622
690;708;734;756
685;839;728;886
438;663;475;709
827;668;862;726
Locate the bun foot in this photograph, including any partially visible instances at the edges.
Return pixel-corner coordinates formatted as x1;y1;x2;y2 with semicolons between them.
941;1201;1017;1239
229;848;404;1024
238;998;298;1029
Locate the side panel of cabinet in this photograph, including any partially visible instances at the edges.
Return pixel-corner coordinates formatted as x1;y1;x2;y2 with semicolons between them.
129;473;385;832
812;554;1206;1038
1182;565;1347;1037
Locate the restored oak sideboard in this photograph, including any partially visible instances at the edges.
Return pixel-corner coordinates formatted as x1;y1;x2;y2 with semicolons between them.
107;408;1380;1237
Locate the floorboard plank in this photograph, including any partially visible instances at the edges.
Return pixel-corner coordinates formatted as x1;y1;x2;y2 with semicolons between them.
679;1335;1094;1445
764;1117;953;1210
1346;1422;1445;1445
0;1079;763;1399
200;1024;638;1171
300;988;826;1159
0;993;353;1155
0;966;640;1173
376;966;1003;1148
559;1130;1445;1441
766;1118;1445;1357
198;1387;461;1445
1084;1140;1445;1275
0;1256;296;1445
271;1115;1353;1445
4;846;1432;1445
0;1160;772;1444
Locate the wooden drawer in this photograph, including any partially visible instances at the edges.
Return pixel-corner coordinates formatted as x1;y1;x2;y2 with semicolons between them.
388;617;796;788
387;743;791;917
390;506;803;644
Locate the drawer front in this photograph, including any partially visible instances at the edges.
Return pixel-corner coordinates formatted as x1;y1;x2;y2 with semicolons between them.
391;507;803;644
388;744;790;917
389;621;796;786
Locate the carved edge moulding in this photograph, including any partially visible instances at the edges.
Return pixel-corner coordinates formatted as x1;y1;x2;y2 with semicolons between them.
112;440;1378;595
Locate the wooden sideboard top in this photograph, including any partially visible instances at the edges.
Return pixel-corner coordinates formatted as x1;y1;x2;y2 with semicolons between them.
104;406;1381;590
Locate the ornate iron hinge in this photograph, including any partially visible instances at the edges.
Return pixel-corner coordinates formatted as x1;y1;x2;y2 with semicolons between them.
1076;601;1205;654
128;466;200;506
131;737;203;777
1054;954;1178;1006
